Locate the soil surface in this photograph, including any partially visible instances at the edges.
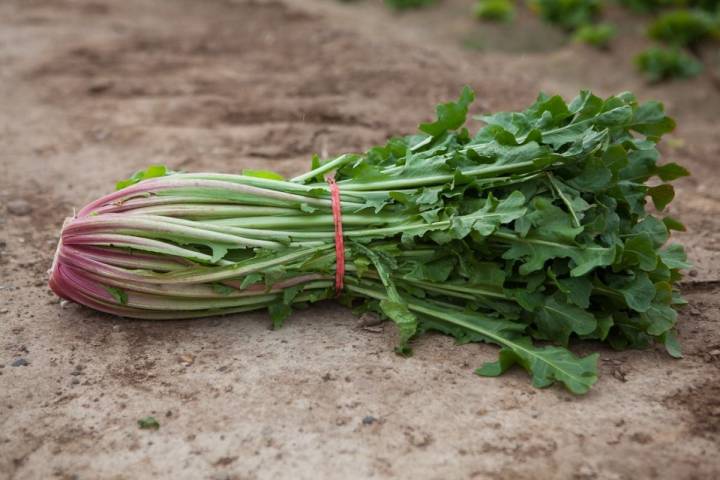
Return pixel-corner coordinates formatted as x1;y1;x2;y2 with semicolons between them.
1;1;719;479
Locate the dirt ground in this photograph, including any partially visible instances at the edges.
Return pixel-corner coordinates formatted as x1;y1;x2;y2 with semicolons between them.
1;0;719;479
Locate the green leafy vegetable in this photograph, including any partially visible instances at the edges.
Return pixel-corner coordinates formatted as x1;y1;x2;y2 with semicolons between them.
138;416;160;430
635;47;703;82
474;0;515;22
529;0;601;30
384;0;434;10
573;23;616;49
50;87;690;395
648;9;719;47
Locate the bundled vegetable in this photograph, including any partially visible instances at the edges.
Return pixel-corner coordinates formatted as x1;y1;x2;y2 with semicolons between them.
49;88;690;394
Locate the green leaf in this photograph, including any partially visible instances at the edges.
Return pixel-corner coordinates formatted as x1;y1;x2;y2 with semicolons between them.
501;233;616;277
555;276;593;309
211;283;236;296
468;191;527;236
476;339;599;394
570;157;613;192
209;244;229;263
661;330;683;358
353;243;418;348
380;299;418;352
105;286;128;305
616;272;656;313
662;216;686;232
632;216;668;249
647;184;675;210
239;273;263;289
642;282;677;336
242;169;285;181
419;86;475;137
116;165;169;190
659;244;691;270
622;233;658;271
655;163;689;181
269;303;291;330
138;416;160;430
535;294;597;345
406;299;596;393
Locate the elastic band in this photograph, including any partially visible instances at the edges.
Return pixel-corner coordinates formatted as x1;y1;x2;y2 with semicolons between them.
326;174;345;295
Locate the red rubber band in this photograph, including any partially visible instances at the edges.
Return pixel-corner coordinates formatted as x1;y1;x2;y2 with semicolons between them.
326;174;345;295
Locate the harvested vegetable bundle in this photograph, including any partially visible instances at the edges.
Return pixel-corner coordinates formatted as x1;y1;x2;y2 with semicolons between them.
49;88;690;394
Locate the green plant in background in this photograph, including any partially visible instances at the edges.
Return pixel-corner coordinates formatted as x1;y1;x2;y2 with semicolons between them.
529;0;602;29
648;9;720;46
573;23;616;48
475;0;516;21
384;0;435;10
619;0;720;12
371;0;717;83
635;46;704;80
690;0;720;13
618;0;680;13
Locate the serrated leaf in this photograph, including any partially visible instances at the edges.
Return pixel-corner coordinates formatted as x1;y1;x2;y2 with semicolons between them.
535;294;597;345
555;276;593;309
476;339;599;394
501;233;616;277
419;86;475;137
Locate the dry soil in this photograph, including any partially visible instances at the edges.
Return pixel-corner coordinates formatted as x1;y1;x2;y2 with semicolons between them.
1;1;719;479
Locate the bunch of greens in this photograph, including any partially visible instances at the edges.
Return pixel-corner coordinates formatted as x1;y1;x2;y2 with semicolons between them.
528;0;601;30
384;0;435;10
474;0;515;22
635;46;704;81
648;9;719;47
50;88;690;394
573;23;616;48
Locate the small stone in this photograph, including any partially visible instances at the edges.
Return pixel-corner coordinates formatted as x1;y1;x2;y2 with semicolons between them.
708;349;720;356
6;200;32;216
87;80;113;95
358;313;383;327
11;358;29;367
689;270;698;277
629;432;653;444
362;415;377;425
576;463;597;479
178;354;195;367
